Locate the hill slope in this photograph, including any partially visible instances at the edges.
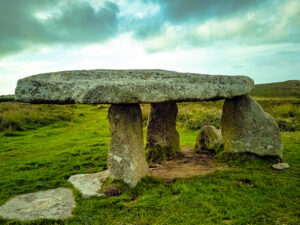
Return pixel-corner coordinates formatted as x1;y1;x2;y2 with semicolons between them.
0;95;15;102
250;80;300;97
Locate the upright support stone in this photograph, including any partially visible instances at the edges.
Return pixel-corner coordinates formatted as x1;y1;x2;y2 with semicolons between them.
146;102;180;161
108;104;149;186
221;94;283;158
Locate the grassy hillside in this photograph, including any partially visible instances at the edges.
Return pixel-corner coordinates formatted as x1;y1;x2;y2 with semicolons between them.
0;95;15;102
250;80;300;97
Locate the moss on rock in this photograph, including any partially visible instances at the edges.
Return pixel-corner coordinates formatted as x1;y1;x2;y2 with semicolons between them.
146;144;179;162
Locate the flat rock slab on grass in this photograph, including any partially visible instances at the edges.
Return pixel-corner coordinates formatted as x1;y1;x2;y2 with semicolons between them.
272;163;290;170
15;69;254;104
68;170;110;198
0;188;75;221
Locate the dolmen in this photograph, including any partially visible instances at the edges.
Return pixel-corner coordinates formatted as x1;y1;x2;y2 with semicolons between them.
15;69;283;187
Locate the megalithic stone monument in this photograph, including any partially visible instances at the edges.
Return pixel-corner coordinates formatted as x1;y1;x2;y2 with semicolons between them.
15;69;282;186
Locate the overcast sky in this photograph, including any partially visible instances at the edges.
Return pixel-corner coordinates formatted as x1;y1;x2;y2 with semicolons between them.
0;0;299;95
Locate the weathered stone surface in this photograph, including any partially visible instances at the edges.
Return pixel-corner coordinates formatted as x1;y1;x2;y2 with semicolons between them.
0;188;75;221
146;102;180;161
272;163;289;170
68;170;109;198
195;125;222;153
221;94;283;158
108;104;149;186
15;69;254;104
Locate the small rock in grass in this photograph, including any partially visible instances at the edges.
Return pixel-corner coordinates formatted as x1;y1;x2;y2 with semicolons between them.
195;125;222;153
0;188;75;221
272;162;290;170
68;170;110;198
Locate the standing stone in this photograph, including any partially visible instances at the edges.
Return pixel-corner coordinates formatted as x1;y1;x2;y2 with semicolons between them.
221;94;283;158
146;102;180;161
108;104;149;186
195;125;222;153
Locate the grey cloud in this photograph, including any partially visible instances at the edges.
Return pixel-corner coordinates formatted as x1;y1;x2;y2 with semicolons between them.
0;0;119;58
130;0;273;42
127;16;165;40
133;0;300;52
0;0;54;56
1;0;299;57
116;0;165;40
158;0;265;23
46;1;119;43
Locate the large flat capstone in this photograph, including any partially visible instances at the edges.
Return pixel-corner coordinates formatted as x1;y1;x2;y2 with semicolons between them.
15;69;254;104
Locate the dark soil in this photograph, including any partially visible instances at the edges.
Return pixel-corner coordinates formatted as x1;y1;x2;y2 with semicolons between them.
149;147;228;179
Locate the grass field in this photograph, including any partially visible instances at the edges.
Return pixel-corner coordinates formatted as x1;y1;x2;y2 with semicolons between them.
250;80;300;98
0;97;300;224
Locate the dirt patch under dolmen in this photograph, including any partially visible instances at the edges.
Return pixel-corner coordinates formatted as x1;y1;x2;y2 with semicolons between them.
149;147;228;179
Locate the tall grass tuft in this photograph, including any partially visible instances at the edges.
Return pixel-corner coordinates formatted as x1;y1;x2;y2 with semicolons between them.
257;99;300;131
0;98;299;134
0;102;75;132
177;101;223;131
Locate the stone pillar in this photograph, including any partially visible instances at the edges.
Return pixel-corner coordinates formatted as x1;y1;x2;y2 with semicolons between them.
146;102;180;161
221;94;283;158
108;104;149;186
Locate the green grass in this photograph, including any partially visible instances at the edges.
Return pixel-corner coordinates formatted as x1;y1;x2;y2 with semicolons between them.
0;102;77;133
0;101;299;224
256;98;300;131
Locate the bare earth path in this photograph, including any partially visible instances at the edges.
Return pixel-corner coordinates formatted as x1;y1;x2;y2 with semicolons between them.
149;148;228;179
